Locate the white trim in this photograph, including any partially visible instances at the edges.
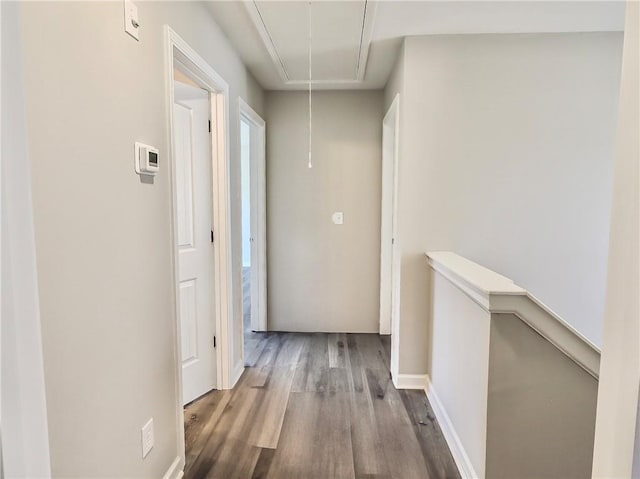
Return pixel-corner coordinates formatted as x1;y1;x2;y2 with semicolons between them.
231;360;245;389
162;457;184;479
165;26;234;390
390;94;400;375
238;98;265;131
381;94;401;383
425;377;478;479
356;0;377;81
243;0;289;82
393;373;428;390
425;252;600;378
165;26;235;469
239;98;267;334
380;94;400;336
243;0;377;87
426;251;525;311
284;79;365;87
492;294;600;378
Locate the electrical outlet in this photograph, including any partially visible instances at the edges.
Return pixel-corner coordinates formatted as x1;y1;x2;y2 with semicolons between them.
332;212;344;225
124;0;140;41
141;418;154;458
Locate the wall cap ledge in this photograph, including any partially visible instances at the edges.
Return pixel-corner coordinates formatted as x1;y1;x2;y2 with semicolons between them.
425;251;600;378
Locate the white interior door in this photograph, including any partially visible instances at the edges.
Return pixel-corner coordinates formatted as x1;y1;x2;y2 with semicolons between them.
381;95;401;380
248;123;267;331
249;120;262;333
240;100;267;333
380;96;400;337
174;82;217;405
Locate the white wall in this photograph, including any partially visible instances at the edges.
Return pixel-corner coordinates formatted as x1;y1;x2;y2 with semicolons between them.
592;3;640;477
241;120;251;268
384;32;622;374
19;2;263;477
429;270;491;477
1;2;51;476
265;91;384;333
384;41;405;114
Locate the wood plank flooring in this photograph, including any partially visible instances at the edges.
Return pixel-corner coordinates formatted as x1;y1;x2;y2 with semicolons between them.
184;331;460;478
243;267;264;367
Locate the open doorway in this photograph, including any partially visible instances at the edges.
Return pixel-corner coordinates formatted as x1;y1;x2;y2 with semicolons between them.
173;72;217;406
380;94;400;382
165;28;236;471
239;99;267;365
240;119;254;353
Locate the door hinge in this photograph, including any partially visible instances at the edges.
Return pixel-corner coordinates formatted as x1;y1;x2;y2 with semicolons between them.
211;230;214;243
208;120;211;133
213;336;216;348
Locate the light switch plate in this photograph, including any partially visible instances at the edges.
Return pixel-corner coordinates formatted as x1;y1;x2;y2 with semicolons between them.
332;212;344;225
124;0;140;41
141;418;154;458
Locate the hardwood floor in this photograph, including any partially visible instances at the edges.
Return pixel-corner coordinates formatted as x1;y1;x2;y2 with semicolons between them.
184;327;460;478
243;266;263;366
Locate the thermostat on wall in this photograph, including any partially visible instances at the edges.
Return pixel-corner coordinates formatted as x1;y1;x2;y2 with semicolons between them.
135;142;159;176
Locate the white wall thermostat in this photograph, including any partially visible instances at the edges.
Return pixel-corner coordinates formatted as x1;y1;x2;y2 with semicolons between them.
135;142;159;176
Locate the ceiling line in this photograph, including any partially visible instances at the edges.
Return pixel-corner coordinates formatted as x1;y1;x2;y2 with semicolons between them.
355;0;377;82
356;0;368;78
248;1;290;82
244;0;377;86
285;79;362;86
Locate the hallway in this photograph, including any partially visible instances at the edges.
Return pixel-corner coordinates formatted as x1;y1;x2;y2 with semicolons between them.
183;332;459;478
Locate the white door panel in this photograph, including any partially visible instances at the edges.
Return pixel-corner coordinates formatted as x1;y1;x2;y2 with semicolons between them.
179;280;198;363
175;107;195;249
174;84;217;405
381;95;400;379
249;122;261;332
240;100;267;334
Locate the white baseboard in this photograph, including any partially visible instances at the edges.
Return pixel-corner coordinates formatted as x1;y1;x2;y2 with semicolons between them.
231;361;245;388
424;377;478;479
162;457;184;479
393;373;428;390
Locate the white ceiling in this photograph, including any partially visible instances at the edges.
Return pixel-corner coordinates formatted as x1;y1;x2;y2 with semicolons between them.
244;1;374;84
206;1;626;91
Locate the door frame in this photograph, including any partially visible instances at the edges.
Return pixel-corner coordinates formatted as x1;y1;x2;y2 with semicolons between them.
164;26;234;468
238;98;267;336
380;94;401;378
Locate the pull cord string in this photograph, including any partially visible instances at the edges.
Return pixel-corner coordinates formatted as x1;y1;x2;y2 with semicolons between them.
308;0;313;169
